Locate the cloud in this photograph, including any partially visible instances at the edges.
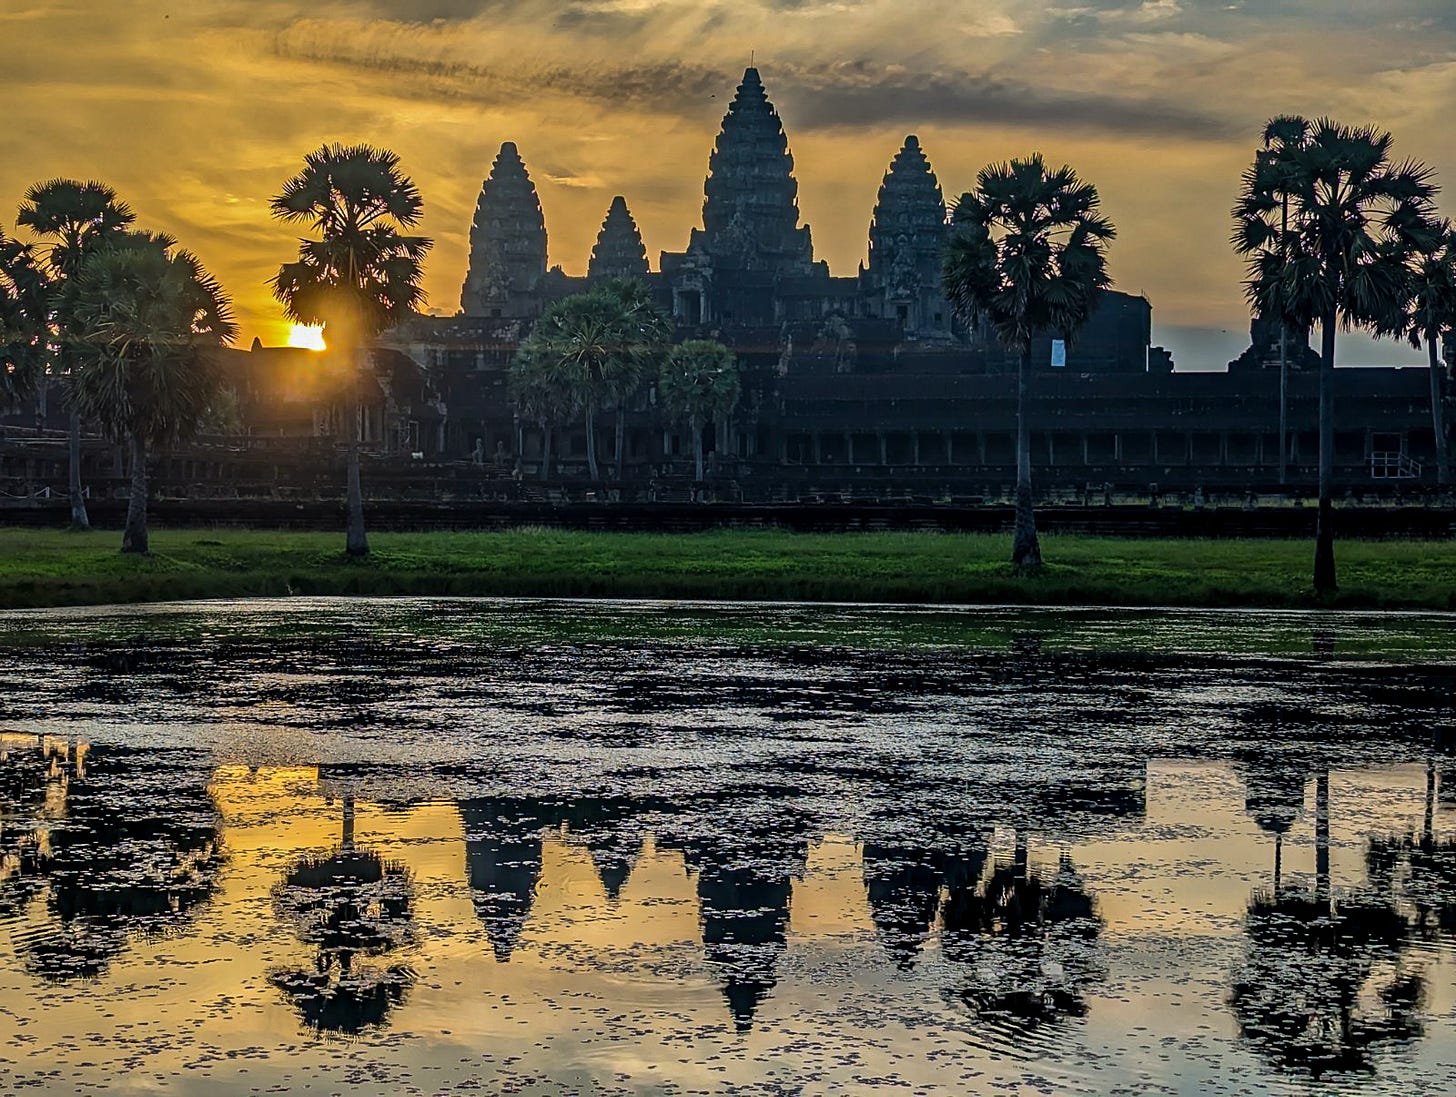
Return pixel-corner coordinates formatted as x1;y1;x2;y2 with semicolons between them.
773;63;1232;138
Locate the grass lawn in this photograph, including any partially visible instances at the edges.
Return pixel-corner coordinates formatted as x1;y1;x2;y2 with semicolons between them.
0;526;1452;611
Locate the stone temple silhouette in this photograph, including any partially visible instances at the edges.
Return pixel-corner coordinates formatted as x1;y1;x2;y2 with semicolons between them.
361;65;1447;489
13;66;1444;498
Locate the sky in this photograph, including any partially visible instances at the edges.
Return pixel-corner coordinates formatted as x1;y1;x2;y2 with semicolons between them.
3;0;1454;368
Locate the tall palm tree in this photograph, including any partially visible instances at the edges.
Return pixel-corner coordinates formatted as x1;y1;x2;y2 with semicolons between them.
943;155;1115;569
70;234;236;554
529;292;615;481
1389;217;1454;487
598;278;671;479
517;286;667;482
270;144;432;556
1257;116;1314;485
1234;120;1435;593
509;335;578;481
16;179;137;529
658;339;741;483
0;232;49;410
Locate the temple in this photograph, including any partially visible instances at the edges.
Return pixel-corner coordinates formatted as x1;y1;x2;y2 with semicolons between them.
2;66;1450;500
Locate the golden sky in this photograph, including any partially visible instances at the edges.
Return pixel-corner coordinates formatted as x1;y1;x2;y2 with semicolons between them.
3;1;1454;365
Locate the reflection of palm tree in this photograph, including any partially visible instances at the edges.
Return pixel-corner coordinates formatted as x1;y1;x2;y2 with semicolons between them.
271;798;416;1035
940;840;1101;1030
1233;771;1423;1079
1231;890;1419;1078
1368;754;1456;942
459;798;548;963
16;745;222;982
1242;752;1308;896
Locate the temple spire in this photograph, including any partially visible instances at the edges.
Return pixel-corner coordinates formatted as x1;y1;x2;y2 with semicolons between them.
460;141;548;317
691;67;814;275
588;196;649;282
865;134;952;337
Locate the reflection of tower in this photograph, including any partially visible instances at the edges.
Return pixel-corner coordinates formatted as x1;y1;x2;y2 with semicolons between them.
0;735;74;916
562;797;646;902
861;844;950;970
862;839;990;971
666;802;809;1033
460;798;547;962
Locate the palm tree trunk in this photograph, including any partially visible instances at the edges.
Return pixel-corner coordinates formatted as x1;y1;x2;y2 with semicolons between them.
344;389;368;557
1012;346;1041;569
615;407;626;480
541;423;553;481
585;407;600;481
121;432;148;555
1428;322;1450;487
1315;770;1331;906
68;407;89;531
1425;754;1436;848
1314;308;1337;593
1278;329;1289;486
1278;194;1289;487
693;420;704;482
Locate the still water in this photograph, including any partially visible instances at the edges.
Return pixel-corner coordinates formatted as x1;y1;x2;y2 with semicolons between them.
0;598;1454;1095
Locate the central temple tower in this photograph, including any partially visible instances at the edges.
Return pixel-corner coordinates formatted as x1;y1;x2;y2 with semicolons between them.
689;67;815;276
460;142;548;318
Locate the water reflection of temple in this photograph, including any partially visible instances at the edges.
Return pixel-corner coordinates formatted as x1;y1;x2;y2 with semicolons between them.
13;742;1456;1081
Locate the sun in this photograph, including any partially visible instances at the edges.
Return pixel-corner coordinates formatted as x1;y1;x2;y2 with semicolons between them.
286;324;326;351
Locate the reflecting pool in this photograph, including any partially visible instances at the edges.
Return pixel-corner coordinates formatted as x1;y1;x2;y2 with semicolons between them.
1;598;1454;1094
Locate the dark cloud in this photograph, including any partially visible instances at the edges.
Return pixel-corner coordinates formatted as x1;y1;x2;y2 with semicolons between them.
272;28;1233;141
773;64;1236;139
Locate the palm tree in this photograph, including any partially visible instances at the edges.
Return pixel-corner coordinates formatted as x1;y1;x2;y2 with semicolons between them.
1390;217;1454;487
0;232;49;410
598;278;671;478
16;179;137;529
1257;116;1314;486
516;286;667;482
1233;120;1435;593
270;144;432;556
943;155;1115;569
509;336;578;481
658;339;741;483
70;234;236;553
